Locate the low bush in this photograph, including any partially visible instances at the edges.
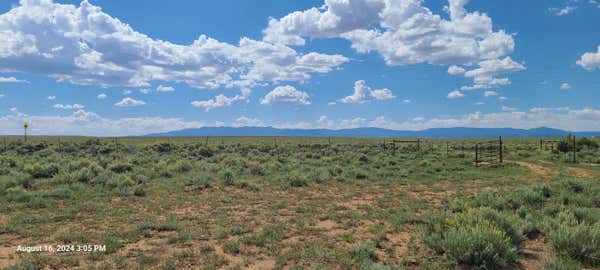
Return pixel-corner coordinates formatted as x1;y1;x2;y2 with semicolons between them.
186;176;212;191
137;221;179;232
549;222;600;266
24;163;59;178
222;240;240;255
109;163;133;174
424;208;521;269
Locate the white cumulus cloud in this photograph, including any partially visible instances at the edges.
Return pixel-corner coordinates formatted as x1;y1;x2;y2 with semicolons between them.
447;90;465;99
0;0;348;89
191;89;251;111
560;83;571;90
260;85;311;105
115;97;145;107
47;96;56;100
577;46;600;71
156;85;175;92
97;93;107;100
447;65;466;75
53;103;84;110
484;90;498;97
338;80;395;104
0;76;28;83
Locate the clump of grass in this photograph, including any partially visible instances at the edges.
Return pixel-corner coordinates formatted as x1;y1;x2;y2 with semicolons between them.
133;186;146;197
281;172;308;188
220;169;235;186
24;163;59;178
351;242;378;265
542;255;582;270
109;162;133;173
170;160;193;173
222;239;240;254
549;222;600;266
186;176;212;191
137;221;179;232
424;207;521;269
54;228;87;244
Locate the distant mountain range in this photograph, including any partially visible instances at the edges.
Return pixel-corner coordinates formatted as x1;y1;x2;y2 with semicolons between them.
145;126;600;138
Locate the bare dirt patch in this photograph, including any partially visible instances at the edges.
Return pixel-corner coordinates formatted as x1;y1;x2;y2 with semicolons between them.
248;257;276;270
513;161;554;177
518;237;551;270
0;245;19;268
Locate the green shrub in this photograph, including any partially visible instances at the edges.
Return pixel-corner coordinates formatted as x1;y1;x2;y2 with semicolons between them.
24;163;59;178
109;163;133;173
351;242;377;264
137;221;179;232
549;223;600;266
133;186;146;197
424;208;521;269
186;176;212;190
220;170;235;186
170;160;193;173
222;240;240;254
444;220;517;268
237;180;259;192
542;255;582;270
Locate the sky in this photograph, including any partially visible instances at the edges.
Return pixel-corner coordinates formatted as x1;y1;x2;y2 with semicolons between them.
0;0;600;136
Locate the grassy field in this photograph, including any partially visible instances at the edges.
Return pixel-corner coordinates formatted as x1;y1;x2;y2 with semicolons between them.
0;136;599;270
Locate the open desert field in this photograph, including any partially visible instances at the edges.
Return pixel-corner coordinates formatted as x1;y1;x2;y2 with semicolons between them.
0;136;598;270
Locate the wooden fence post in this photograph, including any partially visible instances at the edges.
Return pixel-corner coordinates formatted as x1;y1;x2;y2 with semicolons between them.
205;136;209;147
446;141;449;156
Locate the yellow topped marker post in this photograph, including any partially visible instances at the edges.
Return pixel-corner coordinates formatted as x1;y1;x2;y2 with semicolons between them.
23;122;28;142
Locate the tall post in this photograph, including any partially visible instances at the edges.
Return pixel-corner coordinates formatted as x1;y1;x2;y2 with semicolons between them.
499;136;503;163
58;137;62;153
328;136;331;146
114;137;118;152
23;122;28;142
205;136;209;147
572;136;576;163
392;141;396;155
3;137;6;151
540;139;542;150
446;141;449;156
417;139;421;152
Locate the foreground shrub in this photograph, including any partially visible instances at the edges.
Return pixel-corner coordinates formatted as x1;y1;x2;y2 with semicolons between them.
542;255;582;270
109;162;133;174
24;163;59;178
549;223;600;266
186;176;212;191
424;208;521;269
444;220;517;268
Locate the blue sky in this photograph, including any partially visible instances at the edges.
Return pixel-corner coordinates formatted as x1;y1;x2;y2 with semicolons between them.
1;0;600;135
